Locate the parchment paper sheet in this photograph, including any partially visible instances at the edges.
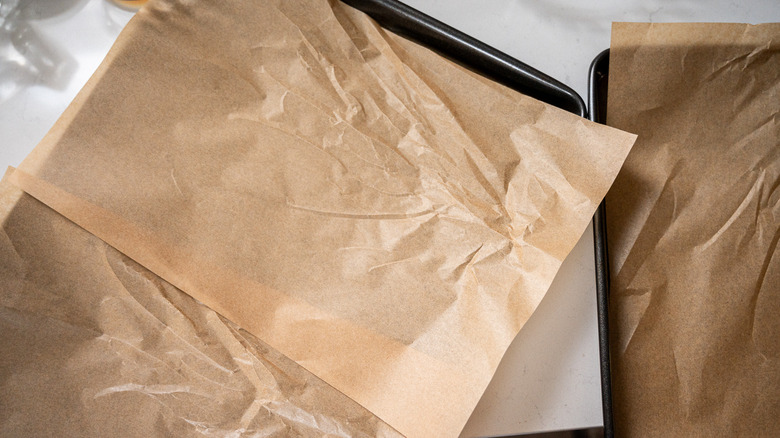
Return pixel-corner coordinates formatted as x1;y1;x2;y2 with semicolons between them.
0;171;402;437
607;22;780;436
10;0;636;435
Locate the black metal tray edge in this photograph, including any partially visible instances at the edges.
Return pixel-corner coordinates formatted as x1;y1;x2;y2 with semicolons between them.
589;48;613;438
341;0;586;117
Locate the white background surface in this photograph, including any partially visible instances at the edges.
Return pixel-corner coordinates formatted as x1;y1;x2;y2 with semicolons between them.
1;1;778;437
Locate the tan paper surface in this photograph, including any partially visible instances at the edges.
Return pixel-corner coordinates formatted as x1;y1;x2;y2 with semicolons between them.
11;0;636;435
607;22;780;436
0;170;401;437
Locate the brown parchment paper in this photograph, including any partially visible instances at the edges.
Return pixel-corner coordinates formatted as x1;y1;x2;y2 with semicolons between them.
607;22;780;436
10;0;636;435
0;170;401;437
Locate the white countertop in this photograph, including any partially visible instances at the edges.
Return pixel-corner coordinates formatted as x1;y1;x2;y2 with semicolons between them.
1;0;777;436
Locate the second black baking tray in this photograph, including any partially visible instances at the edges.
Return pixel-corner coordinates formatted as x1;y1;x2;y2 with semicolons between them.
341;1;613;437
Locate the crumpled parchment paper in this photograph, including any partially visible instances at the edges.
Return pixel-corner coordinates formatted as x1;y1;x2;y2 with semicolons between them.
8;0;636;435
0;170;402;437
606;22;780;437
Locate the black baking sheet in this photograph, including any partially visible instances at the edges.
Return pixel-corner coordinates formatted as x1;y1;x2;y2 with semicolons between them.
342;1;614;437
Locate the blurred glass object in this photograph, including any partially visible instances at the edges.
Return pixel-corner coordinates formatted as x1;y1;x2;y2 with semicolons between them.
0;0;80;104
0;0;20;22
